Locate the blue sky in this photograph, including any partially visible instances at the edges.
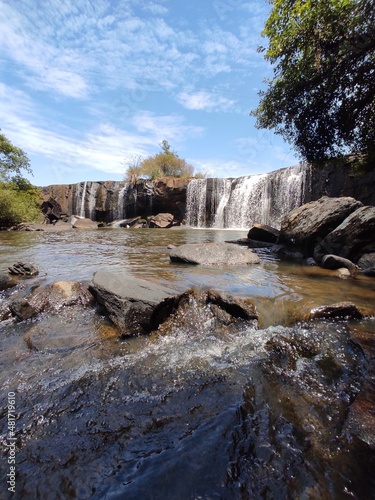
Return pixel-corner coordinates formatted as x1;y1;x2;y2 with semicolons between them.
0;0;299;186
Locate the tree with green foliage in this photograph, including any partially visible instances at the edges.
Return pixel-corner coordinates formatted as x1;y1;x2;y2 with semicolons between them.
252;0;375;163
0;131;32;180
0;131;41;227
124;141;197;184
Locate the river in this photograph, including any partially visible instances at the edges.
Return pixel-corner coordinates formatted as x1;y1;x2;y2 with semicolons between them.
1;228;374;499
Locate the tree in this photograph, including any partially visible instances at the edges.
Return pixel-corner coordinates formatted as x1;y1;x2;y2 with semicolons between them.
0;131;32;180
124;141;196;183
0;131;41;227
252;0;375;163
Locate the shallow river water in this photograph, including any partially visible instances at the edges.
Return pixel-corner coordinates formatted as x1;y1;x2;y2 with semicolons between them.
1;228;375;499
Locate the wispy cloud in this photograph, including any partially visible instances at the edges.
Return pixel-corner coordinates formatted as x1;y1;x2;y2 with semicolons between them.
177;90;235;112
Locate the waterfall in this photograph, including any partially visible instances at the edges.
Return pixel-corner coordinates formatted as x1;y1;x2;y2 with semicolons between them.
186;165;307;229
186;179;207;228
76;181;87;218
117;185;128;220
75;181;100;219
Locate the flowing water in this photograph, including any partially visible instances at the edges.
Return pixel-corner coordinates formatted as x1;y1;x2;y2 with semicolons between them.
1;228;375;499
186;165;307;229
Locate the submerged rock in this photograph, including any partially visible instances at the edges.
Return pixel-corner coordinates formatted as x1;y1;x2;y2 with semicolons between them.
308;302;365;321
169;242;260;266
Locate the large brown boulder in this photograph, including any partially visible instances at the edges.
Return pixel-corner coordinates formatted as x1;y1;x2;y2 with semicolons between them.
169;242;260;266
148;213;175;228
316;206;375;263
279;196;363;255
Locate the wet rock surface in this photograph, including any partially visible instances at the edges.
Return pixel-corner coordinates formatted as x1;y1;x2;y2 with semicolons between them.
8;262;39;276
148;212;175;228
169;242;261;265
247;223;280;243
0;272;17;291
321;253;357;271
346;321;375;447
9;281;93;321
71;216;99;229
317;205;375;263
280;196;363;255
358;252;375;276
308;302;365;321
89;270;180;336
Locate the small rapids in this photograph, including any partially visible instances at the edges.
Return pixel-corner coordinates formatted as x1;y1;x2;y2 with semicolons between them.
1;228;375;499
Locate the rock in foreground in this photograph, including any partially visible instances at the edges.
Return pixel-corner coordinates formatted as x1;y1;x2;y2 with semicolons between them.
89;271;180;336
169;242;260;266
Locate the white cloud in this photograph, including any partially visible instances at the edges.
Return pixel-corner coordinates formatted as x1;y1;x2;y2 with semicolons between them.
177;90;235;112
132;111;204;142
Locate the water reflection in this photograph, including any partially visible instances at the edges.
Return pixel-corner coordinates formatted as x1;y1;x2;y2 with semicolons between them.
1;228;375;498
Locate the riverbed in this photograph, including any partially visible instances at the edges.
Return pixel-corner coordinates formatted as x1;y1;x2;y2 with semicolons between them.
1;228;374;499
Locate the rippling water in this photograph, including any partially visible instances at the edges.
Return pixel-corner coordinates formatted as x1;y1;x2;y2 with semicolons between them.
1;228;374;499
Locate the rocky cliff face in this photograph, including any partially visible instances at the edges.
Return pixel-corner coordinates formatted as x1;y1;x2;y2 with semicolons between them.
40;158;375;226
41;178;190;223
305;157;375;206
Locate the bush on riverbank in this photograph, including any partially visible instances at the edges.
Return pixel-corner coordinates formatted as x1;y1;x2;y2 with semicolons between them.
0;177;42;228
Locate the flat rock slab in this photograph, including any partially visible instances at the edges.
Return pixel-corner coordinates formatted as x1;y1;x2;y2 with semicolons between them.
169;242;260;266
89;270;179;336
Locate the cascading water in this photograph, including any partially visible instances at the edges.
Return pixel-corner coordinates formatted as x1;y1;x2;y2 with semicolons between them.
117;185;128;220
186;164;307;229
76;181;87;218
186;179;207;228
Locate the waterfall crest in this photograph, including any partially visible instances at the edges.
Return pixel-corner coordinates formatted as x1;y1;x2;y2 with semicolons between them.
186;165;307;229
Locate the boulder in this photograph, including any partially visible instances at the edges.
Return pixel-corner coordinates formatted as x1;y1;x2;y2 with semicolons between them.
148;213;175;228
71;216;98;229
279;196;363;255
247;224;280;243
41;197;63;223
358;253;375;276
8;262;39;276
158;289;258;333
345;323;375;446
308;302;365;321
0;272;17;291
316;206;375;263
169;242;260;266
89;271;180;336
9;299;40;321
9;282;92;321
321;254;357;272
